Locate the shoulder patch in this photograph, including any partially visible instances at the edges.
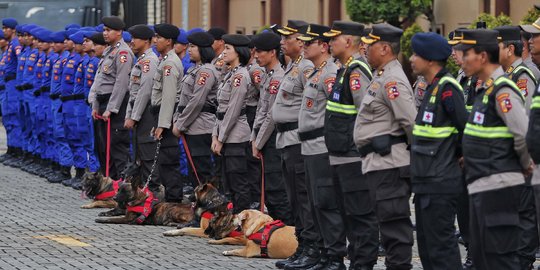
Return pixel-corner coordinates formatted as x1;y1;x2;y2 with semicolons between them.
252;70;262;84
142;61;150;73
164;65;172;76
350;73;361;91
303;68;314;78
232;74;243;87
215;58;225;67
496;93;512;113
324;77;335;93
517;78;528;97
385;81;399;100
197;72;210;86
119;51;128;63
269;80;280;94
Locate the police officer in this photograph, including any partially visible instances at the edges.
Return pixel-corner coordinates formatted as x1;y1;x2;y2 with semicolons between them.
251;32;291;221
175;28;193;74
0;18;22;165
412;75;427;109
519;30;540;81
90;16;134;180
355;24;416;270
124;25;160;189
0;30;8;162
409;32;467;270
458;28;533;270
150;23;183;201
273;19;313;233
495;25;539;270
211;34;252;213
208;27;228;81
172;31;218;187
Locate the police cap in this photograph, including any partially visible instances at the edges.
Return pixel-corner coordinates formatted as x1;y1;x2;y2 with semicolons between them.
222;34;251;47
2;18;17;29
494;25;521;42
128;24;154;40
187;31;214;47
361;23;403;44
277;20;308;36
90;32;107;45
154;23;180;41
412;32;451;61
101;16;125;31
50;31;66;43
207;27;226;40
520;17;540;34
298;24;331;42
454;29;499;51
253;32;281;51
323;21;364;37
177;28;188;44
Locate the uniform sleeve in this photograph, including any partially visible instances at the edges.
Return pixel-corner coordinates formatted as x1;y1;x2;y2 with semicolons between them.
106;50;134;114
89;80;98;110
176;68;216;132
299;62;314;87
382;78;417;142
158;61;180;129
441;84;467;133
350;69;370;108
218;73;248;142
130;60;158;122
255;76;282;149
251;88;266;142
495;87;531;169
516;72;536;113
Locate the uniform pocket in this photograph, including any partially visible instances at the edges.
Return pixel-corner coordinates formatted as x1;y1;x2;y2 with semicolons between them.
483;212;519;254
324;112;355;153
278;81;295;105
376;195;410;222
314;176;338;210
411;140;442;178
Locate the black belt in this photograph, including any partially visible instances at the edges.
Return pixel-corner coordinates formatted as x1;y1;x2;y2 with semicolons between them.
298;127;324;141
177;105;217;114
358;135;407;157
276;122;298;133
151;102;179;116
40;86;50;93
60;94;85;101
96;93;111;103
16;83;33;91
216;108;246;121
49;93;60;100
33;88;41;97
0;85;5;91
4;74;15;82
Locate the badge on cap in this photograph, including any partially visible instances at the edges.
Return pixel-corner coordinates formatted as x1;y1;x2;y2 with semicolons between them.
473;111;485;124
422;111;434;123
197;72;210;86
497;93;512;113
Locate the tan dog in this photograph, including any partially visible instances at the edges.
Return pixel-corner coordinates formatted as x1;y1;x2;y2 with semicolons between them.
163;183;246;245
222;210;298;258
80;172;119;209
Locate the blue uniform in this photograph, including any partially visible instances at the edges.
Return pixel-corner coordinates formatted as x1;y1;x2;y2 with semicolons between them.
42;51;58;162
0;48;7;115
50;50;72;167
4;38;22;149
21;47;39;154
83;56;100;172
68;53;89;170
33;50;47;160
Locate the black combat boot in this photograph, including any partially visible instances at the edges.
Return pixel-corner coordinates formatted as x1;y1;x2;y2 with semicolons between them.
0;147;12;162
45;162;60;181
5;148;22;166
276;240;304;269
317;255;345;270
49;165;71;184
38;159;52;178
305;250;329;270
284;242;321;270
71;168;86;190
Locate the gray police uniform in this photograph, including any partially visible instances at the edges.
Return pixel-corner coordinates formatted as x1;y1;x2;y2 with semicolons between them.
252;62;290;221
91;39;134;179
354;59;416;270
213;66;251;213
271;55;313;228
150;49;184;202
126;48;159;187
174;63;219;186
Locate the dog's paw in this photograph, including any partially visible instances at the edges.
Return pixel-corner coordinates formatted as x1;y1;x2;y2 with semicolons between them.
94;218;106;223
208;239;220;245
163;229;184;237
222;250;233;256
80;204;92;209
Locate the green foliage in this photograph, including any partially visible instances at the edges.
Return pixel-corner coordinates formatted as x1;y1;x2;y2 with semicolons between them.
468;13;512;29
521;7;540;24
446;57;460;77
345;0;431;26
401;23;424;59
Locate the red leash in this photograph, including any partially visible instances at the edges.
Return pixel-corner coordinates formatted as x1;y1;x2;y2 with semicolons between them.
180;134;201;185
95;115;111;177
259;154;265;213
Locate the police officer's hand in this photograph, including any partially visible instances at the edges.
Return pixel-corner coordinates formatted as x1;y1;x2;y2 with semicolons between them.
524;160;534;178
252;143;261;160
92;109;99;120
124;119;136;129
172;126;181;137
102;110;111;121
211;136;222;156
153;127;164;140
458;157;464;169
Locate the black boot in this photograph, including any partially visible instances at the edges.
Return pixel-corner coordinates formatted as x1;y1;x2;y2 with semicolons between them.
276;240;304;269
5;148;22;166
284;242;320;270
45;162;60;181
314;255;344;270
38;159;51;178
13;151;30;168
27;155;42;174
49;166;71;184
305;250;329;270
351;266;374;270
71;168;86;190
0;147;12;162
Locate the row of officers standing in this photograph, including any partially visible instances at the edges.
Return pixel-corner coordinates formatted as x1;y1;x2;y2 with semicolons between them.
2;13;540;270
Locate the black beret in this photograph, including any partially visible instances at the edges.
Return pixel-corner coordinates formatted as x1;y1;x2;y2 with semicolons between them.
247;35;255;48
101;16;125;31
128;24;155;40
494;25;521;42
298;24;331;42
277;20;308;36
207;27;227;40
323;21;365;37
187;31;214;47
90;32;107;45
222;34;251;47
361;23;403;44
412;32;451;61
155;23;180;41
454;29;499;51
253;32;281;51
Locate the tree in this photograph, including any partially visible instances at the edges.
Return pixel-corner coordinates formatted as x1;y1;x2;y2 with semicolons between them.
345;0;432;27
468;13;512;29
401;23;424;59
521;7;540;24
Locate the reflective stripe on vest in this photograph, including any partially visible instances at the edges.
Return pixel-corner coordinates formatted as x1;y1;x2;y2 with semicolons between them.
326;100;357;114
511;65;536;82
465;105;473;112
338;59;373;84
532;96;540;109
413;75;461;139
464;124;513;138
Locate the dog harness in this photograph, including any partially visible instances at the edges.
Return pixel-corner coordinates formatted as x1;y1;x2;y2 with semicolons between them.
94;179;121;200
248;220;286;258
200;202;243;237
126;187;157;224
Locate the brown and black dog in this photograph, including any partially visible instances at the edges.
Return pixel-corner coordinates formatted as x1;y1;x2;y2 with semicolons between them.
222;210;298;258
95;181;194;226
80;172;119;209
163;183;246;245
